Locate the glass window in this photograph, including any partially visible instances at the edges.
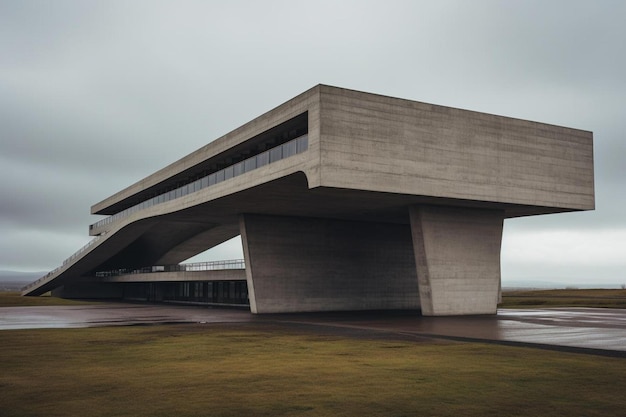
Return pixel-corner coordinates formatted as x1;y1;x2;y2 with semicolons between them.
201;176;209;188
215;170;225;183
257;151;269;167
224;166;234;180
297;135;308;152
244;157;256;172
234;161;245;177
283;140;297;158
270;147;282;163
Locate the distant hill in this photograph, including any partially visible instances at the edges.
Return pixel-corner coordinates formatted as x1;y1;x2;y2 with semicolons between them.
1;271;621;292
0;271;46;292
0;270;46;282
502;279;624;290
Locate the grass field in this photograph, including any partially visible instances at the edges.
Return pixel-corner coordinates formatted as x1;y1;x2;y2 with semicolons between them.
0;291;94;307
2;290;626;415
500;289;626;308
1;323;626;417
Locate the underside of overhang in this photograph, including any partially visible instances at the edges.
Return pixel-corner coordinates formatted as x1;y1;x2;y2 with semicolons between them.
24;171;577;296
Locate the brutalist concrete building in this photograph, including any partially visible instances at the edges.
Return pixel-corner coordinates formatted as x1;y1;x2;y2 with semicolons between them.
23;85;594;316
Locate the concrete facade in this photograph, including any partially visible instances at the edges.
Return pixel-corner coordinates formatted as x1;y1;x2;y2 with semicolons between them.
241;214;420;313
23;85;594;316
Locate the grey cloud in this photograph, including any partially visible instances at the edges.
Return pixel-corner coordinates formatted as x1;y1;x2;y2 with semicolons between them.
1;1;624;286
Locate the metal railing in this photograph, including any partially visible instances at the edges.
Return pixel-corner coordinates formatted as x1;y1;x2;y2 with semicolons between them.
21;233;106;292
94;259;246;278
25;134;307;293
90;134;309;232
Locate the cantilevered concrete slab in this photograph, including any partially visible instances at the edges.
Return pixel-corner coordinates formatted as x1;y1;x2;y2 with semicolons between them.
23;85;594;316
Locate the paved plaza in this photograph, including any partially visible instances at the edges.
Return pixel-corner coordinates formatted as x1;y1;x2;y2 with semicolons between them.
2;303;624;356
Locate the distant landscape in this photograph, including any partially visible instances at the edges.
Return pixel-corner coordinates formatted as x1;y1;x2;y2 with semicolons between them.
502;279;625;290
0;271;46;291
1;270;624;292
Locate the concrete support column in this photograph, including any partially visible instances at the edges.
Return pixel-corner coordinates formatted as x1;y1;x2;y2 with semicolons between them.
409;206;504;316
240;214;420;314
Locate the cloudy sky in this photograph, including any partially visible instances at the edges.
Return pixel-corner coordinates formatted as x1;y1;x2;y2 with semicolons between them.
1;0;624;287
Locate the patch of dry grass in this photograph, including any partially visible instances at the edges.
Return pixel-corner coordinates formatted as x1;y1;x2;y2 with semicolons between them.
1;324;625;417
0;291;94;307
500;289;626;308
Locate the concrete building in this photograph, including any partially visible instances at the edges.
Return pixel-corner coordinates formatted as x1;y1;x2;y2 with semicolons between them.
22;85;595;315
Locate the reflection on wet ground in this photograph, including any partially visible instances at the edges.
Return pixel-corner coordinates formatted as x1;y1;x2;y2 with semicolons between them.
0;303;251;330
1;304;625;354
263;308;626;354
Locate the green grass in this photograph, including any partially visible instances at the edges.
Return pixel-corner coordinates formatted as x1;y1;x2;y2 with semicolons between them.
1;323;625;417
500;289;626;308
0;291;94;307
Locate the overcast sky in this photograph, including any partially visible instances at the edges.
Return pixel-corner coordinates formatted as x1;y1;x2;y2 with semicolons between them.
1;0;624;287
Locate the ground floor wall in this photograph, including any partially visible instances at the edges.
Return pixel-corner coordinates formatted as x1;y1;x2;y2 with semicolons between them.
124;281;248;305
52;283;124;299
53;280;249;306
240;214;421;314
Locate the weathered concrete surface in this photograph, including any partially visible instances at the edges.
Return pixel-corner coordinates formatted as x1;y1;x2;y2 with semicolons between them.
25;85;594;316
410;206;504;316
318;86;594;213
241;214;420;313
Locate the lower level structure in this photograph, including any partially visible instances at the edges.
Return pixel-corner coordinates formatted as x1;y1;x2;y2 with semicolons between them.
55;280;249;306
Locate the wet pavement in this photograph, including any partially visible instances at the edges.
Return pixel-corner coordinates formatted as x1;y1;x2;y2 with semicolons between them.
0;303;253;330
1;303;625;355
270;308;626;354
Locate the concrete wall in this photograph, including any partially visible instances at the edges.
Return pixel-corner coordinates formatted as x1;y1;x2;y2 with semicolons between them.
318;85;594;214
52;283;124;299
240;214;420;313
410;206;504;315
